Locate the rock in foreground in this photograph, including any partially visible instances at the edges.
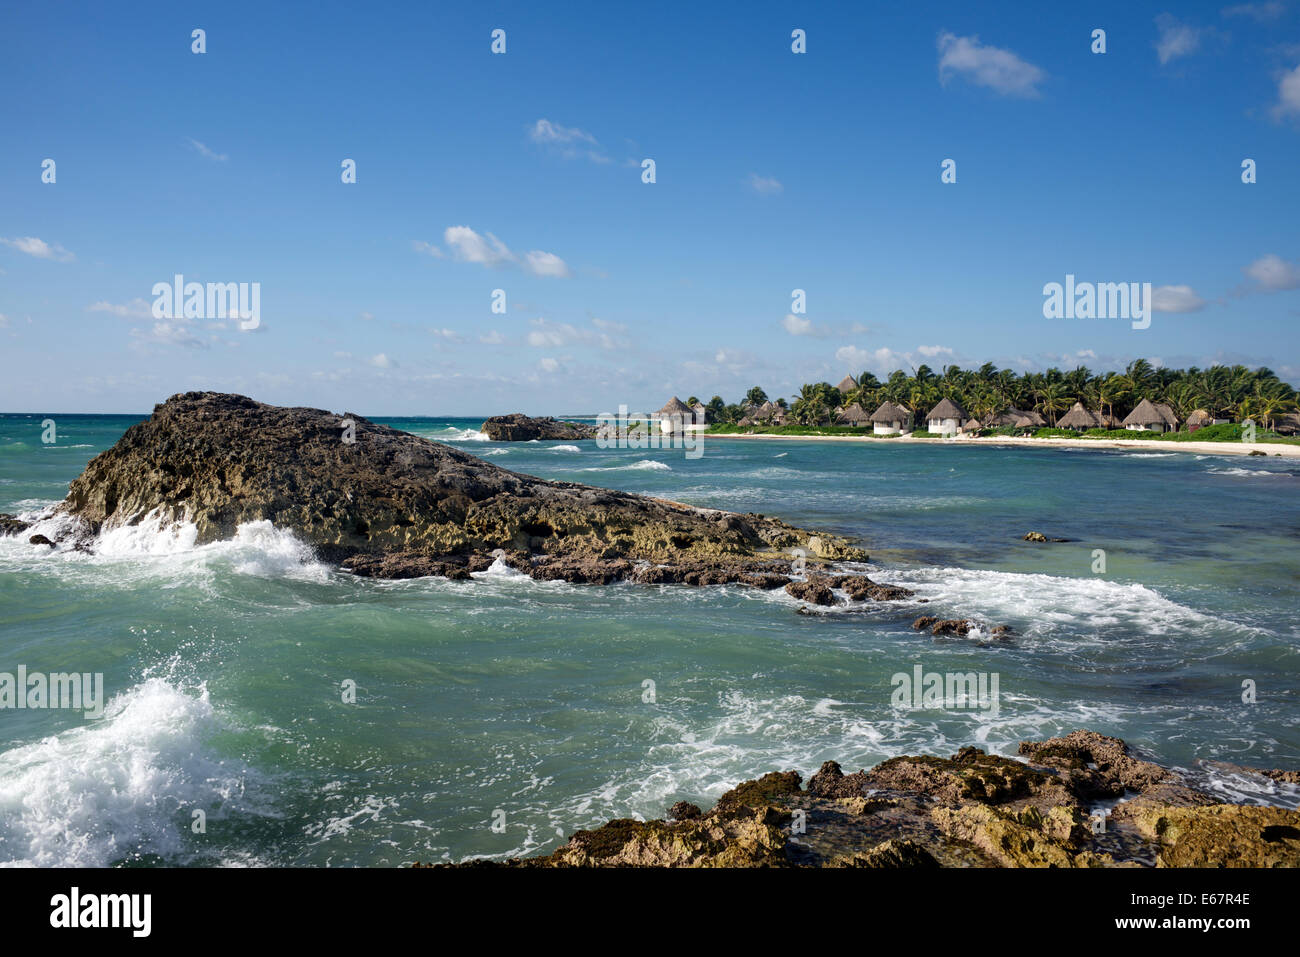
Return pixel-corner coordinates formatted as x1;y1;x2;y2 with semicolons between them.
480;413;597;441
427;730;1300;868
45;393;866;584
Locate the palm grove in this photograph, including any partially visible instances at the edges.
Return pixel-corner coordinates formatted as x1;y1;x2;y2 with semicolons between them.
690;361;1298;431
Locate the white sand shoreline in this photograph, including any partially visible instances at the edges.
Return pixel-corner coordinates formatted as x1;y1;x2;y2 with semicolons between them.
705;431;1300;458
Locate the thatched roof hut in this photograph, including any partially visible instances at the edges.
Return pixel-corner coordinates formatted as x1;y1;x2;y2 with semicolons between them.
926;397;967;421
836;375;858;394
690;401;709;423
1057;402;1102;430
870;401;910;424
1186;408;1213;432
836;402;871;426
1274;411;1300;435
1122;398;1169;430
963;418;983;431
1154;403;1178;429
657;396;693;416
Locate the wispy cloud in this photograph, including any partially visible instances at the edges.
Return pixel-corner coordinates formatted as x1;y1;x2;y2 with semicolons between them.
1222;2;1285;22
1243;253;1300;290
528;118;609;163
1152;285;1207;313
414;226;572;278
1;236;75;262
187;138;229;162
747;173;783;195
88;298;154;318
937;32;1045;97
1155;14;1204;65
1272;63;1300;120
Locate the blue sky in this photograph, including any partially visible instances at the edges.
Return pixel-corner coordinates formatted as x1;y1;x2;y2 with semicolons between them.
2;0;1298;414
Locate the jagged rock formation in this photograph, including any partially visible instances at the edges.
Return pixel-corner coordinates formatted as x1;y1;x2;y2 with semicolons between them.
480;413;597;441
426;731;1300;867
38;393;876;585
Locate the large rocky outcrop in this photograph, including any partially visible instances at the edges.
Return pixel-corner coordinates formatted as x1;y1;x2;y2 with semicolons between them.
428;730;1300;868
41;393;871;584
480;413;597;441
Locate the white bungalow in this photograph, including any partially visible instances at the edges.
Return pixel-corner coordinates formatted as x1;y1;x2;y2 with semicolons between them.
925;398;967;436
869;401;912;435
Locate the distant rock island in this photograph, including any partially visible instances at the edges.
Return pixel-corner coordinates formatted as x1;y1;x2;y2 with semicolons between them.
25;393;882;586
480;413;596;442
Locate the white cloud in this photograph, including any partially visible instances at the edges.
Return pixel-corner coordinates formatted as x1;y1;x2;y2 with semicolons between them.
1;236;75;262
368;353;393;368
359;311;375;321
1155;15;1202;65
539;357;561;373
528;119;609;163
418;226;571;278
782;313;813;336
131;320;205;349
937;32;1045;97
89;298;153;318
479;330;506;344
187;138;229;162
591;317;626;331
917;344;954;357
1152;284;1206;312
1272;63;1300;120
411;240;444;258
748;173;783;195
523;249;571;278
431;328;463;341
1222;2;1285;21
529;119;599;146
1243;253;1300;290
444;226;514;267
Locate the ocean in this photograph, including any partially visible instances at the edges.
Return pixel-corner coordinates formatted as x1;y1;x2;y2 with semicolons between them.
1;412;1297;866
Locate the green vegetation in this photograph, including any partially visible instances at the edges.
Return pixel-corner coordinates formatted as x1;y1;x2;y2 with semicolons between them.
695;360;1298;438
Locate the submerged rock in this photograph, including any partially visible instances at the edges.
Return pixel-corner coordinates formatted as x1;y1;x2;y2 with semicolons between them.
0;514;30;537
428;730;1300;868
49;392;866;585
480;413;597;442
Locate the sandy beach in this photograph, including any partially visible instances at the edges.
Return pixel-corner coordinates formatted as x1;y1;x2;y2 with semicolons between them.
707;431;1300;458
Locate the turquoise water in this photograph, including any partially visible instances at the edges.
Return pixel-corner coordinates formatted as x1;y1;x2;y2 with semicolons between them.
1;412;1298;866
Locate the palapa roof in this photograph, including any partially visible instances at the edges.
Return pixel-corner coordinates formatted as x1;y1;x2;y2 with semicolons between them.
964;418;984;431
1057;402;1102;430
656;396;693;416
1154;403;1179;428
870;401;911;424
836;375;858;394
1013;415;1039;429
835;402;871;425
1186;408;1213;427
926;397;967;421
1122;398;1169;427
755;400;778;417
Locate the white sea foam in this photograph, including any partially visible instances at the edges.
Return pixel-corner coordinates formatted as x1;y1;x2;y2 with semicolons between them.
430;427;489;442
0;510;331;583
548;445;582;453
0;678;273;867
885;566;1256;643
579;460;672;473
1206;467;1289;477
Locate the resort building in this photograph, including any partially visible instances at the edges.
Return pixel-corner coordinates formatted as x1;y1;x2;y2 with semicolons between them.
925;397;967;436
869;401;912;435
836;375;858;394
835;402;871;427
1057;402;1119;431
655;396;695;433
1122;398;1179;433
